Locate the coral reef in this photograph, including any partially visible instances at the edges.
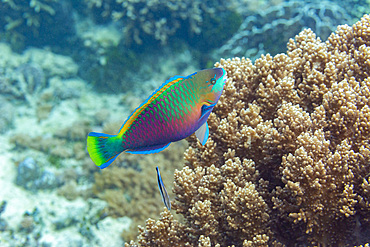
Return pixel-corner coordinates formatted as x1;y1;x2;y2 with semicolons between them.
0;0;74;50
0;43;79;106
339;0;370;19
75;0;240;93
16;157;61;191
84;0;241;47
0;197;126;246
127;15;370;246
1;78;132;246
217;0;353;61
0;201;7;232
0;97;15;133
92;140;187;241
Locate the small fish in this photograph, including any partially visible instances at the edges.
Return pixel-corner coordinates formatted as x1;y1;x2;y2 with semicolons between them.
156;166;171;210
87;68;227;169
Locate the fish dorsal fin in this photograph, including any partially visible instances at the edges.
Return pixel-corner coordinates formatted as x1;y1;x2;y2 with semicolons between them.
195;122;209;145
117;74;191;136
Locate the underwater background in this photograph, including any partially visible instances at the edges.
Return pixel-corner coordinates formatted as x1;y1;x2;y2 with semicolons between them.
0;0;369;246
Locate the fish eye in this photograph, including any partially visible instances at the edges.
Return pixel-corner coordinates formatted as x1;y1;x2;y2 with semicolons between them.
210;78;216;85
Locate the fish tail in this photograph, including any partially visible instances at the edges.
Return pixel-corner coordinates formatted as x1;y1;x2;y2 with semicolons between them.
87;132;123;169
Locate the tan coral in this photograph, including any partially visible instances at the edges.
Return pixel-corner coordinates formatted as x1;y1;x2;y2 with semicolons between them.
125;210;190;247
130;15;370;246
280;131;360;244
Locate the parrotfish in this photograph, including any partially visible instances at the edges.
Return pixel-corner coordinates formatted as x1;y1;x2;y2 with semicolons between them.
87;68;227;169
156;166;171;210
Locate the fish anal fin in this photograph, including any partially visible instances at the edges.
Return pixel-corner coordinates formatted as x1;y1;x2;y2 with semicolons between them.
126;143;171;154
195;122;209;145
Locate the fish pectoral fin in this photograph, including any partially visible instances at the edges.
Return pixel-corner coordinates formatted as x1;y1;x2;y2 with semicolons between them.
195;122;209;146
201;103;216;118
126;143;171;154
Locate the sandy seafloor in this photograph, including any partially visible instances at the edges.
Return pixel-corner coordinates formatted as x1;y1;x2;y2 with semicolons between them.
0;84;133;246
0;30;195;244
0;40;192;245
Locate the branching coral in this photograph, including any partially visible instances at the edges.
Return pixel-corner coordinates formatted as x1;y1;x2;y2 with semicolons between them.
84;0;240;46
217;0;354;61
0;0;74;49
127;15;370;246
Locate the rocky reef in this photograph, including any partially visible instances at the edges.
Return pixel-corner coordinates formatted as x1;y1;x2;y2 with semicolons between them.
127;15;370;246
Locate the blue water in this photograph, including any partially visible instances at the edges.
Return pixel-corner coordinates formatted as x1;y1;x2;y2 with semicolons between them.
0;0;369;246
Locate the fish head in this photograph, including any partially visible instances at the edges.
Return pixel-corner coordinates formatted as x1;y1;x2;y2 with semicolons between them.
197;67;227;105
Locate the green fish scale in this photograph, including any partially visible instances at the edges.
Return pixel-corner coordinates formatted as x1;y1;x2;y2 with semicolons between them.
122;77;200;150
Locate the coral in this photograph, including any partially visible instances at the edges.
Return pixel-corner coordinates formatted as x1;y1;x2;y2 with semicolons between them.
55;120;92;142
217;0;353;61
0;97;15;133
79;22;122;50
57;181;80;201
128;15;370;246
0;62;45;106
9;119;91;166
16;157;61;191
36;103;53;121
0;201;8;232
23;48;78;79
16;208;43;243
128;210;189;246
19;215;35;233
93;109;111;126
92;141;187;241
9;118;90;165
10;133;67;156
0;0;74;49
76;19;202;93
0;43;79;106
16;157;41;190
80;45;142;93
15;63;46;93
84;0;241;47
339;0;370;19
186;7;242;52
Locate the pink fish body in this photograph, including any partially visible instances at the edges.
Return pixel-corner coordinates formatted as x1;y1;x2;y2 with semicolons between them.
87;68;227;168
